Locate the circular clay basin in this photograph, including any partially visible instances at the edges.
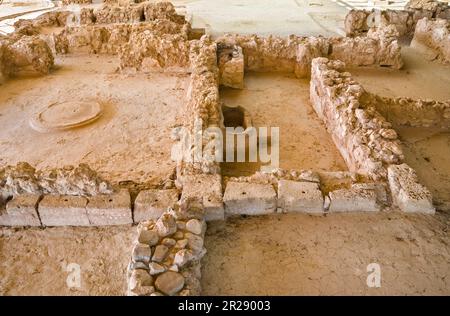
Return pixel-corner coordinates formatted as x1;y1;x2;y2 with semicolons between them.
30;101;103;133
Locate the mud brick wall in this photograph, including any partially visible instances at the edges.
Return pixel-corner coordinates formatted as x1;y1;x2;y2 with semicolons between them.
411;17;450;63
310;57;404;180
366;94;450;130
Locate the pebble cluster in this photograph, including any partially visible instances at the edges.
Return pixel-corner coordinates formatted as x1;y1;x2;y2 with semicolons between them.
127;201;207;296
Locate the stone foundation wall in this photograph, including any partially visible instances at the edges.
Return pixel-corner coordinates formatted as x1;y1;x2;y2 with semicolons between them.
62;0;92;5
215;29;403;79
366;94;450;130
127;200;206;296
81;2;185;25
310;57;404;180
53;20;188;57
344;0;450;37
329;25;403;69
0;35;54;84
411;17;450;63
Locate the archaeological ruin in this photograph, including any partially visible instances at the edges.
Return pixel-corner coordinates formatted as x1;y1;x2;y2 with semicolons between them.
0;0;449;297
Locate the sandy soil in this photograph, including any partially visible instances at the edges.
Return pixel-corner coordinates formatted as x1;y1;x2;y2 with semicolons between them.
220;72;348;176
2;212;448;296
397;127;450;211
0;54;189;185
0;225;135;295
202;211;450;295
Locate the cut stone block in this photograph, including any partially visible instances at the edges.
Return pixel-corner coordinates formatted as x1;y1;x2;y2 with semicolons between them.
223;181;277;215
387;164;435;214
278;180;324;213
134;189;179;222
86;189;132;225
39;195;90;226
180;174;224;221
0;194;41;226
329;188;380;212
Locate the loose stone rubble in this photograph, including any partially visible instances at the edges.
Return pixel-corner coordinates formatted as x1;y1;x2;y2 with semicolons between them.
411;17;450;63
127;200;207;296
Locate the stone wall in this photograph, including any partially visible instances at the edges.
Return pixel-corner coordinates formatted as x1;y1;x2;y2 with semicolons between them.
344;0;450;37
81;1;185;25
215;29;403;79
411;17;450;63
329;25;403;69
366;94;450;130
310;57;404;180
53;20;188;56
127;200;206;296
0;35;54;84
222;169;387;215
62;0;92;5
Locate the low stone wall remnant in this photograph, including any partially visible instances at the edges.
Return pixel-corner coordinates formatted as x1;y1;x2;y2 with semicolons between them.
366;94;450;130
127;199;206;296
310;57;404;180
411;17;450;63
344;0;450;37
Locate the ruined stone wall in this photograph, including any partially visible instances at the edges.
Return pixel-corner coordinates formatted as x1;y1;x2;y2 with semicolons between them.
0;35;54;84
310;57;404;180
14;11;73;34
62;0;92;5
366;94;450;130
215;30;403;78
127;200;206;296
344;0;450;37
411;17;450;63
81;1;185;25
329;25;403;69
53;20;188;56
118;30;190;71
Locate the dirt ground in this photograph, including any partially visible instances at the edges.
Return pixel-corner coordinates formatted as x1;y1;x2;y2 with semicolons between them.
1;211;448;295
0;225;135;295
349;46;450;101
220;72;348;176
397;127;450;212
202;211;450;295
0;54;189;185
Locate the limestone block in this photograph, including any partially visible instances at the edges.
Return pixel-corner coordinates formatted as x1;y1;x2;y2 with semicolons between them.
387;164;435;214
86;189;132;225
134;189;179;222
39;195;90;226
278;180;324;213
329;188;380;212
0;194;41;226
180;174;224;221
223;181;277;215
